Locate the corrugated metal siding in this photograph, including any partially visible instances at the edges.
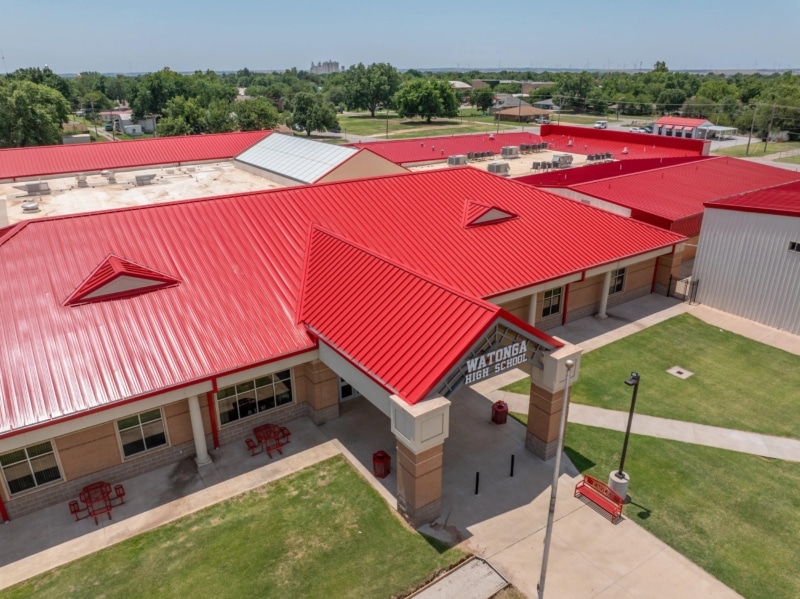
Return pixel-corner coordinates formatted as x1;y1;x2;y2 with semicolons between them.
0;131;272;181
694;209;800;334
1;167;684;434
235;134;358;183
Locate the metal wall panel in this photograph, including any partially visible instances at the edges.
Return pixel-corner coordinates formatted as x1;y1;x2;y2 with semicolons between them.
694;209;800;334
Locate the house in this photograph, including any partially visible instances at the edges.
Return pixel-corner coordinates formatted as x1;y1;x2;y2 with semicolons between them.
654;116;713;139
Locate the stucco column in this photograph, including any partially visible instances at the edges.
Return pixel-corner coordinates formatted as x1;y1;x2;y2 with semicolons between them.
597;270;612;319
526;343;582;460
527;293;538;326
188;395;212;466
390;395;450;527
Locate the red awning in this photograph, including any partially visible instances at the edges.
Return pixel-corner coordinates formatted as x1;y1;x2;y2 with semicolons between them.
664;125;674;130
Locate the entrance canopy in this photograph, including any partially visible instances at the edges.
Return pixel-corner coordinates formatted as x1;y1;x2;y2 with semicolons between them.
298;227;562;406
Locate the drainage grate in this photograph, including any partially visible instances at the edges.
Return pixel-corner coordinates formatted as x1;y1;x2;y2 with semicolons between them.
667;366;694;379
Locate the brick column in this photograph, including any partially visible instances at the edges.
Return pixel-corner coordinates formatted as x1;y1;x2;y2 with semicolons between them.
188;395;212;466
525;343;582;460
653;246;684;295
301;360;340;424
390;395;450;528
396;442;444;527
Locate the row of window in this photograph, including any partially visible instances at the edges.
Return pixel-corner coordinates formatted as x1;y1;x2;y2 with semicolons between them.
1;370;295;496
540;268;626;319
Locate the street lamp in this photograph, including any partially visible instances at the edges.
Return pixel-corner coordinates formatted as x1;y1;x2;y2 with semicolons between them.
608;371;639;499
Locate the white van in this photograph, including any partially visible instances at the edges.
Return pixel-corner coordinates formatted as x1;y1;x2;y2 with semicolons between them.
593;120;608;129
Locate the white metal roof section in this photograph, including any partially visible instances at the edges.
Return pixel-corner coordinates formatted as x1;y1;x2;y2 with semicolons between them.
235;133;359;184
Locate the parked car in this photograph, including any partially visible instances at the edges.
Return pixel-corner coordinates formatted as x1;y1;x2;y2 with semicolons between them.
629;127;646;133
643;125;654;133
593;120;608;129
291;123;303;132
328;126;341;133
104;123;113;131
534;116;550;124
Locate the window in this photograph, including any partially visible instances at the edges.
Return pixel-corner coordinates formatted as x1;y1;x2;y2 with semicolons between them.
789;241;800;253
609;268;626;295
1;441;62;495
541;287;562;318
117;409;167;458
217;370;293;426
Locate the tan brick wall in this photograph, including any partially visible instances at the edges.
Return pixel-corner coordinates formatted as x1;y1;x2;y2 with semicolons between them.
682;235;699;260
497;295;530;322
164;400;193;446
655;252;682;293
298;361;339;412
567;274;604;312
55;423;121;481
396;441;443;526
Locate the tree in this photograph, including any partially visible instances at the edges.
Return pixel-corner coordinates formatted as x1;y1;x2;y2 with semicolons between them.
289;92;338;135
131;68;188;119
10;67;72;103
157;96;204;136
656;88;689;113
0;80;71;147
203;100;236;133
235;98;280;131
653;61;669;73
472;87;495;112
393;79;459;123
343;62;402;117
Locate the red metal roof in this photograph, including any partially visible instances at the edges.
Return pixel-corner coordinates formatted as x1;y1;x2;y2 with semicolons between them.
64;254;181;306
708;181;800;217
0;167;684;436
0;131;272;181
298;228;558;404
568;157;800;234
656;117;710;127
463;199;518;227
349;132;542;165
515;156;711;188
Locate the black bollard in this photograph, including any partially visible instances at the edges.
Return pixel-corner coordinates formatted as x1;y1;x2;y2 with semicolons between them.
510;454;515;478
475;471;480;495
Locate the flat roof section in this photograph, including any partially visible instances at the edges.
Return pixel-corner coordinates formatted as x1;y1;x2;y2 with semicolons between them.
1;162;284;225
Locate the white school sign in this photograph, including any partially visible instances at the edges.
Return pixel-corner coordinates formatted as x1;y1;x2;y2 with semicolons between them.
464;341;528;385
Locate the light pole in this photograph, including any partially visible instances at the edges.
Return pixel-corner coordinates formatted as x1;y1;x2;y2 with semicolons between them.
537;359;575;599
608;371;639;499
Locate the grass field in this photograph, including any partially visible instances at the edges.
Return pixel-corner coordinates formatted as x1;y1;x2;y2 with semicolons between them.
502;314;800;439
1;457;464;599
386;124;509;139
339;113;517;138
776;153;800;164
552;115;599;125
552;421;800;599
712;140;800;158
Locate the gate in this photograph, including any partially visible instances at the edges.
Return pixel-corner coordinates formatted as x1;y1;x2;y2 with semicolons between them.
667;275;699;303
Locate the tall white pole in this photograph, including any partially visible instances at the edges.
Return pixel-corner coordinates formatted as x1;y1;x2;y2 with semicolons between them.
538;358;575;599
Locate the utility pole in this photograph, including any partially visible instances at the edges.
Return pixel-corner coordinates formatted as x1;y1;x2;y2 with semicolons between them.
763;104;776;154
745;104;758;156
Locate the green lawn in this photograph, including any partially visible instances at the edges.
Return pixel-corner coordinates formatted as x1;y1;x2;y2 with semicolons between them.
561;422;800;599
502;314;800;439
386;124;514;139
776;154;800;164
712;140;800;158
553;115;599;125
1;457;464;599
339;113;517;138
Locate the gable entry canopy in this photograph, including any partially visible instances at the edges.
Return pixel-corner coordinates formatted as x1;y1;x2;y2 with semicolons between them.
298;227;561;414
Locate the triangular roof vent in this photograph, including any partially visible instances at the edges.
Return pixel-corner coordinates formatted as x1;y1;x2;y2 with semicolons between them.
463;199;518;228
65;254;180;306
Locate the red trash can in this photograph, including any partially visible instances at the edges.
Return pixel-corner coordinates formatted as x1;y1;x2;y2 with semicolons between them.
492;400;508;425
372;450;391;478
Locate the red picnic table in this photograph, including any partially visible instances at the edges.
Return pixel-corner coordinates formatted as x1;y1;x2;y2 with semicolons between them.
70;481;126;525
250;423;291;458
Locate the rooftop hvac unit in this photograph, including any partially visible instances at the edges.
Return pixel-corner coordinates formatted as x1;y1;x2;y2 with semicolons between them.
487;161;510;176
21;200;40;213
447;154;468;166
135;174;157;186
501;146;520;159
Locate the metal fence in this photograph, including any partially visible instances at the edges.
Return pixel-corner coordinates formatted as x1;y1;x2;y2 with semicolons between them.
667;275;699;303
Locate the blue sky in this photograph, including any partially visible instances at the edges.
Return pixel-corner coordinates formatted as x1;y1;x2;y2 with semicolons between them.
2;0;798;74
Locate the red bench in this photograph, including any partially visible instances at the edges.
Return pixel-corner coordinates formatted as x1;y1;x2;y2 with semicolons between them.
574;475;624;523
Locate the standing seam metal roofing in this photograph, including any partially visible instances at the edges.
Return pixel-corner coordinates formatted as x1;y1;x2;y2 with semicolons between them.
707;180;800;217
235;133;359;183
0;167;684;436
568;157;800;230
0;131;272;181
298;227;560;404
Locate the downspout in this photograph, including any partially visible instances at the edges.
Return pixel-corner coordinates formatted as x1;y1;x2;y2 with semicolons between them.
651;255;661;294
207;379;220;450
0;495;9;523
561;284;571;326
